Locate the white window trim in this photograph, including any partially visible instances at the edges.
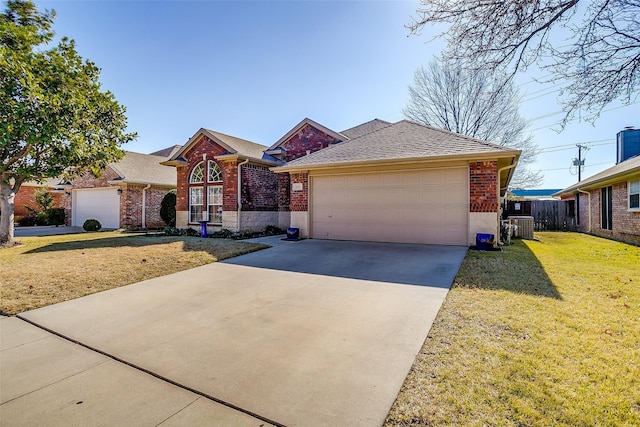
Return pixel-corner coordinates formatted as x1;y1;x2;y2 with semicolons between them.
208;161;222;183
629;179;640;212
190;162;204;184
207;185;223;224
189;186;204;223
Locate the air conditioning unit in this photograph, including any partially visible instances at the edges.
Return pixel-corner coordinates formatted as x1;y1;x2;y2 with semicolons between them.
508;216;534;239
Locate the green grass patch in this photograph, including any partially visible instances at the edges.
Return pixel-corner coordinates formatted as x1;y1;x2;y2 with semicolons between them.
0;231;268;315
386;232;640;426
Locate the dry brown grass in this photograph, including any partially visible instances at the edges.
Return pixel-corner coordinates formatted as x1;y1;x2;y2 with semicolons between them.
0;231;268;315
385;232;640;426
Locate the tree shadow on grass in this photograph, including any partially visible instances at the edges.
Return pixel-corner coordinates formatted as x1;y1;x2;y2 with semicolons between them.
456;239;562;299
23;235;268;259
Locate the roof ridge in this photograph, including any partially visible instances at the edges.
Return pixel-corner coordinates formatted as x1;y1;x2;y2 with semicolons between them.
400;120;513;151
204;128;267;149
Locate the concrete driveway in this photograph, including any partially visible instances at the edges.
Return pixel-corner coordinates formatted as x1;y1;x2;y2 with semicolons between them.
8;237;467;426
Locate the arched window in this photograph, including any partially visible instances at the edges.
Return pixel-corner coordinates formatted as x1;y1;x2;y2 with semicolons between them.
190;162;204;183
208;161;222;182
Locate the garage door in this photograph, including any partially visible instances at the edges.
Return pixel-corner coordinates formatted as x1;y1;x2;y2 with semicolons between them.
311;168;468;245
72;188;120;229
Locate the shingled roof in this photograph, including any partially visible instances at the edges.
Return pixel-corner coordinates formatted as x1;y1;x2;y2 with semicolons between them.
340;118;391;139
109;151;176;187
163;128;279;166
274;120;520;171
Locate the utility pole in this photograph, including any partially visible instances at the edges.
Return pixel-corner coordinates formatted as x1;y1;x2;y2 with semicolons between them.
575;144;587;181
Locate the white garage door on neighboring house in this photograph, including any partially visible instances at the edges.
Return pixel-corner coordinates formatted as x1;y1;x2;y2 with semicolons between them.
72;188;120;229
311;167;468;245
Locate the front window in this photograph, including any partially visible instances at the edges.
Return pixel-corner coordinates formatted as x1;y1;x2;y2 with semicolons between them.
190;187;204;222
630;180;640;210
208;161;222;182
190;162;204;183
208;186;222;223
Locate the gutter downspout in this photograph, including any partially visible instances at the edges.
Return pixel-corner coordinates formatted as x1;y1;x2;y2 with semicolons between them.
497;161;517;245
576;188;591;233
141;184;151;228
237;159;249;232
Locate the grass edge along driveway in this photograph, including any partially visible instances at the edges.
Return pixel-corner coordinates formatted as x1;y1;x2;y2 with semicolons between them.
386;232;639;427
0;232;268;315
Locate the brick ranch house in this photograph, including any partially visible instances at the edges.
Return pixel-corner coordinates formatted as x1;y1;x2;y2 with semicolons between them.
9;177;68;218
163;118;520;246
554;154;640;245
60;148;178;229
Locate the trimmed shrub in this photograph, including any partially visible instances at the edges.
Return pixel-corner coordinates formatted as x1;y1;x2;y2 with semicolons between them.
35;211;48;226
83;218;102;232
211;228;233;238
47;208;65;226
160;190;177;227
17;215;37;227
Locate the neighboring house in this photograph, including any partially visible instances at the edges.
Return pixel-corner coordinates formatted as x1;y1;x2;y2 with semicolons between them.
164;118;520;246
554;155;640;245
61;150;178;229
10;177;68;218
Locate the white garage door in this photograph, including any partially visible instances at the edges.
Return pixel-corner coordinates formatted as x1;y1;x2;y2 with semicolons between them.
312;168;468;245
72;188;120;229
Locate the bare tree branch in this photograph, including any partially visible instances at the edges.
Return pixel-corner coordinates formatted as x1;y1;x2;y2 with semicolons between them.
409;0;640;124
404;60;542;188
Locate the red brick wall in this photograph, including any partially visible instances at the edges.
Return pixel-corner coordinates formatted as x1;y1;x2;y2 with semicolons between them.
469;161;498;212
241;164;278;211
582;182;640;245
222;162;237;211
281;124;342;162
278;174;290;212
146;187;171;228
290;173;308;211
119;184;171;229
12;186;65;217
72;168;120;189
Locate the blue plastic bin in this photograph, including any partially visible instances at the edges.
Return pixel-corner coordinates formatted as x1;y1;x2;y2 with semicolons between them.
476;233;494;250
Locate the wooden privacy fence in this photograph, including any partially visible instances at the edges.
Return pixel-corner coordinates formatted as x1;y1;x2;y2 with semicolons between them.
505;200;576;231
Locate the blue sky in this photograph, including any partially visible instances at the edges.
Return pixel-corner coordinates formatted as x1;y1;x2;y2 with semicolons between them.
37;0;638;189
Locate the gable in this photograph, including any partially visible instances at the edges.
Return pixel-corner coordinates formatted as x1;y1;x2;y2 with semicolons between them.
276;123;344;162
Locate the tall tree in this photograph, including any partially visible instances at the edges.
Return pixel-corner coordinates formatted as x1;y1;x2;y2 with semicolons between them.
404;60;542;188
408;0;640;124
0;0;136;246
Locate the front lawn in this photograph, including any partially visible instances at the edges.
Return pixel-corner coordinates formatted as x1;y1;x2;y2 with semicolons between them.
0;232;268;315
386;232;640;426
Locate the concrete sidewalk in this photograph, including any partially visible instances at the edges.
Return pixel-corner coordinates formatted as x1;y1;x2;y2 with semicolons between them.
0;316;273;426
5;238;466;426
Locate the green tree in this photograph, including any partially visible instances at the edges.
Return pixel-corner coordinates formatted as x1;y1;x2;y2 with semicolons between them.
0;1;136;246
32;186;54;211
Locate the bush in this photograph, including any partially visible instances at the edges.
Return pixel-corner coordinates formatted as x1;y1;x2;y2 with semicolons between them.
264;225;284;235
47;208;65;226
160;190;177;227
17;215;37;227
83;219;102;232
36;211;48;226
163;226;200;237
211;228;233;238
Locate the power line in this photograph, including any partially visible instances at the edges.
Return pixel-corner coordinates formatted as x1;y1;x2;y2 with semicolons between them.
537;139;613;154
536;160;613;172
529;102;640;131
